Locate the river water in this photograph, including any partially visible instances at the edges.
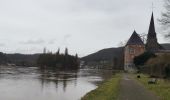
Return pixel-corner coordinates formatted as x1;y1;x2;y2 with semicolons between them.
0;66;114;100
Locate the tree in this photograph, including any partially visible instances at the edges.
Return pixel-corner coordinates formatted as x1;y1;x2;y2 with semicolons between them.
117;40;127;47
56;48;60;55
0;52;8;64
37;50;80;70
65;48;68;56
147;54;170;77
134;52;156;68
159;0;170;38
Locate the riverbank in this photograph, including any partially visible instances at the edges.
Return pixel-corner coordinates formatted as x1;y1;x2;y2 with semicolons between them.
134;74;170;100
81;74;121;100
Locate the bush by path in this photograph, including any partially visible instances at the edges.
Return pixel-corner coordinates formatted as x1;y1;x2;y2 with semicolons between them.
135;74;170;100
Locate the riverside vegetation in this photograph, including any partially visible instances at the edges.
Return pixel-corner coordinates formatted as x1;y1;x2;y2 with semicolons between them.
133;54;170;100
81;74;121;100
37;48;80;70
135;74;170;100
134;52;170;78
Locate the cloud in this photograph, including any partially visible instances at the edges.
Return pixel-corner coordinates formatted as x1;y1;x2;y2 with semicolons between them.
19;39;45;45
64;34;72;39
48;39;56;44
62;34;72;46
0;43;5;46
0;0;165;56
14;47;43;54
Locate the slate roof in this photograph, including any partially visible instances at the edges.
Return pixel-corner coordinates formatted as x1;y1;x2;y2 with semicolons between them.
146;12;165;51
126;30;144;45
147;12;157;38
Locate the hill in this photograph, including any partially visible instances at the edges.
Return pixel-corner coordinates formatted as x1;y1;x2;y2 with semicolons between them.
0;44;169;68
81;43;170;69
81;47;124;62
161;43;170;50
81;47;124;69
6;53;40;66
81;43;170;62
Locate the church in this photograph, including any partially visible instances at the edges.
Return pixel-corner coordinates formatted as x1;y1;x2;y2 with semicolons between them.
124;12;169;71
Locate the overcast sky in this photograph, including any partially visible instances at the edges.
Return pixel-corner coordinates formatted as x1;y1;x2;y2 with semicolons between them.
0;0;167;57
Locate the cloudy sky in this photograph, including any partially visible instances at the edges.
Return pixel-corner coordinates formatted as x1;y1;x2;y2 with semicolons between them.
0;0;167;57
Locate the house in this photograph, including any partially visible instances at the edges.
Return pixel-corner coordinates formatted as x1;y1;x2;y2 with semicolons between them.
124;12;168;71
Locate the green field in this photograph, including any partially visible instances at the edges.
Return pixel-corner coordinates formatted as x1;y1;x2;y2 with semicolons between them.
135;74;170;100
81;74;121;100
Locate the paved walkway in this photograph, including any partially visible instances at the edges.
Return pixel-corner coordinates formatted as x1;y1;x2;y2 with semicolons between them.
118;74;160;100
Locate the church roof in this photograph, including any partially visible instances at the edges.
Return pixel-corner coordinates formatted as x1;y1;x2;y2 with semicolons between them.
148;12;156;38
126;30;144;45
146;12;165;51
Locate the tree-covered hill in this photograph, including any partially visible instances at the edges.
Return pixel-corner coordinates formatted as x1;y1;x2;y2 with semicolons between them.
0;43;169;68
6;53;40;66
80;43;170;69
81;44;170;62
161;43;170;50
81;47;124;62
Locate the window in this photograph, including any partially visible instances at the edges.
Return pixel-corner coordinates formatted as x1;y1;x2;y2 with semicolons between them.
129;48;135;54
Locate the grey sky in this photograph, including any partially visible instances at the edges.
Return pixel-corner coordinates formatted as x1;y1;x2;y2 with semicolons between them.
0;0;167;57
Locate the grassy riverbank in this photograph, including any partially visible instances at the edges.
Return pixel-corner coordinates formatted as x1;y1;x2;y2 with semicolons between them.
135;74;170;100
81;74;121;100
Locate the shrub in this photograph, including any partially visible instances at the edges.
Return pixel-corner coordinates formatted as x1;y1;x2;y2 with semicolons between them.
147;54;170;77
134;52;156;69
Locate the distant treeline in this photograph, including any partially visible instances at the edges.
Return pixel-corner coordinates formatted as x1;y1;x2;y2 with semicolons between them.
0;52;8;64
37;48;80;70
0;52;39;66
6;53;39;66
0;48;80;69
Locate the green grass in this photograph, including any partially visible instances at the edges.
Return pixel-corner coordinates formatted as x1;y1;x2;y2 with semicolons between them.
81;74;121;100
134;74;170;100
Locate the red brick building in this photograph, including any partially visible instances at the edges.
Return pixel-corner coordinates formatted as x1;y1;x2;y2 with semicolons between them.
124;12;164;71
124;31;145;71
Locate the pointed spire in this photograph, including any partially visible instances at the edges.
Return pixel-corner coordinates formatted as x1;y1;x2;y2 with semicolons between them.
146;12;164;52
148;12;156;38
133;30;136;33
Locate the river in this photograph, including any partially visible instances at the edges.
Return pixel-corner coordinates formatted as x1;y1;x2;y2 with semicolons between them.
0;66;114;100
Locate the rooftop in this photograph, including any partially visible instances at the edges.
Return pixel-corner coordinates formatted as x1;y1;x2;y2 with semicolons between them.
126;30;144;46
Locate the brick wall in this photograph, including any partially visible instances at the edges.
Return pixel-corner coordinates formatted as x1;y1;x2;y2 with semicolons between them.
124;45;145;70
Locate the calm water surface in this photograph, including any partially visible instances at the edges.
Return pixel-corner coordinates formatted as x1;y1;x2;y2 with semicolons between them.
0;66;114;100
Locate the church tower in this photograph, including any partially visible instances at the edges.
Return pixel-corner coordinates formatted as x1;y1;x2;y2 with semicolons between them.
146;12;163;52
124;31;145;71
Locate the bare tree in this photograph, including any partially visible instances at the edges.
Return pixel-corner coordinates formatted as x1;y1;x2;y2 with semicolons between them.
117;40;128;47
138;33;147;44
159;0;170;38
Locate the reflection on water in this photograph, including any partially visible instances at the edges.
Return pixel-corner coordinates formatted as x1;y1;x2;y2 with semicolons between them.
0;66;114;100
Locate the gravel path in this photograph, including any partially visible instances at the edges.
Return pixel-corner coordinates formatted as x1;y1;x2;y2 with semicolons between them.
117;74;160;100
